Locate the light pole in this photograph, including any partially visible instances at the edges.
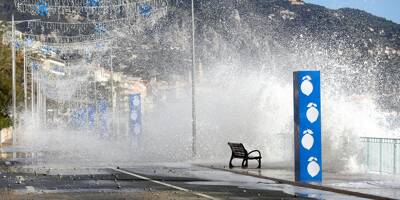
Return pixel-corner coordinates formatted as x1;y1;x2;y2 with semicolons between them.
110;49;119;137
31;61;35;116
23;46;28;111
8;16;41;146
191;0;197;157
11;14;17;149
110;49;115;114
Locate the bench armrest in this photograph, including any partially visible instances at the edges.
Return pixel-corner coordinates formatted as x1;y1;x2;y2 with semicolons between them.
248;150;261;156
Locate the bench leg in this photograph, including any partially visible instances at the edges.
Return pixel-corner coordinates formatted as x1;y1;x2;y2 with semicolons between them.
241;159;248;168
229;155;234;168
257;158;261;168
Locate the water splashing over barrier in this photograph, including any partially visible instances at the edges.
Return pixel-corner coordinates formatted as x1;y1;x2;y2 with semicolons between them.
10;2;400;174
16;61;399;173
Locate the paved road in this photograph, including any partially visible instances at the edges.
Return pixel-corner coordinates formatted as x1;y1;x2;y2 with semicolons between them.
0;162;367;199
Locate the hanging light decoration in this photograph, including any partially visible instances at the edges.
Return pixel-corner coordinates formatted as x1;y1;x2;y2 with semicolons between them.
93;23;106;35
35;0;49;17
13;0;172;131
86;0;100;7
15;0;169;19
139;3;152;17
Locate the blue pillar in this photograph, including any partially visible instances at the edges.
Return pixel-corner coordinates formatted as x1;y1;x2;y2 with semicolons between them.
98;100;109;137
293;71;322;183
75;106;86;129
129;93;142;145
88;104;96;129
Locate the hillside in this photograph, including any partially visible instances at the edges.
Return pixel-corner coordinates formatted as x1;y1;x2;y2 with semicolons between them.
114;0;400;110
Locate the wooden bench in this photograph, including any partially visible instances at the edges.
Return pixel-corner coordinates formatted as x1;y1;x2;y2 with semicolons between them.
228;142;261;168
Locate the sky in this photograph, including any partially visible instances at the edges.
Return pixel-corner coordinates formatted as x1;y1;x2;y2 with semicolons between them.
305;0;400;24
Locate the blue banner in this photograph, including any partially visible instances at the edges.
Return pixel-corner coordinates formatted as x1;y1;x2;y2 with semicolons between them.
70;106;86;129
293;71;322;183
98;100;109;137
129;93;142;144
87;104;96;129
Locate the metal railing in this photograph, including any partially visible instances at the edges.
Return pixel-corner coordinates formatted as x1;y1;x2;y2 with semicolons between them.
361;137;400;174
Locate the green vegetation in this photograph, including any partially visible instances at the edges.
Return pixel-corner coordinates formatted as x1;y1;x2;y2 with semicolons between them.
0;21;24;129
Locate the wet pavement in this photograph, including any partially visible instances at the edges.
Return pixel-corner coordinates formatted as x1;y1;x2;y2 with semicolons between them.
201;162;400;199
0;161;374;200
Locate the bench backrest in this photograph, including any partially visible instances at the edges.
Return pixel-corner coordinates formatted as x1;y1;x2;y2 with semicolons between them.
228;142;247;157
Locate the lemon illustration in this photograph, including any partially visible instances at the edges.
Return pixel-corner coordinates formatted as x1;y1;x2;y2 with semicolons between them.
301;75;313;96
301;129;314;150
306;103;319;123
134;124;141;135
133;96;141;106
130;112;138;121
307;157;320;178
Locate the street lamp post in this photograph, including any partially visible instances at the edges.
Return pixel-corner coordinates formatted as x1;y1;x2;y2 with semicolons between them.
110;50;115;114
8;16;41;148
191;0;197;157
31;59;35;116
23;46;28;111
11;14;17;150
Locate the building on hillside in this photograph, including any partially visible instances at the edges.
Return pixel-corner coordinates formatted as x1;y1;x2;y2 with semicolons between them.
289;0;304;5
1;29;24;45
0;127;12;147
